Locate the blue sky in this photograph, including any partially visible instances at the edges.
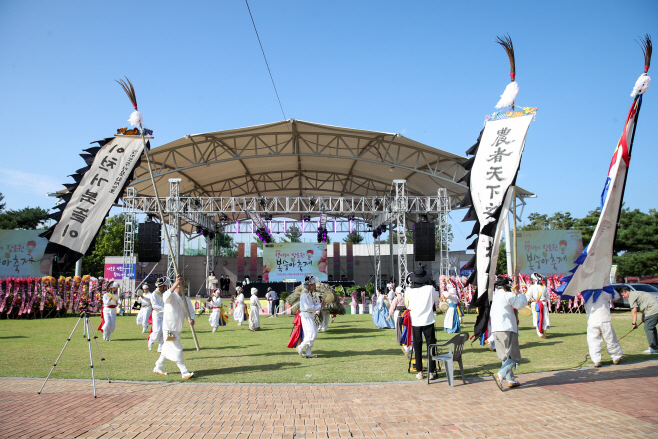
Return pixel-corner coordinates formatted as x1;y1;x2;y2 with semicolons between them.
1;1;656;251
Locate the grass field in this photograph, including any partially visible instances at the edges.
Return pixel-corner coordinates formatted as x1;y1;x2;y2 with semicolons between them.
0;310;652;383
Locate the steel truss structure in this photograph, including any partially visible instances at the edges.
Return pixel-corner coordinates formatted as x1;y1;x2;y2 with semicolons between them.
122;179;453;292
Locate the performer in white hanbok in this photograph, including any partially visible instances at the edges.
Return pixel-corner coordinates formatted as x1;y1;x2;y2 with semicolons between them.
386;283;396;303
265;287;278;317
207;289;223;332
442;285;461;333
491;276;528;390
148;277;167;352
153;275;195;379
525;273;550;338
233;286;245;325
585;289;623;367
248;288;263;331
297;276;325;358
98;281;119;341
136;283;152;333
207;271;218;298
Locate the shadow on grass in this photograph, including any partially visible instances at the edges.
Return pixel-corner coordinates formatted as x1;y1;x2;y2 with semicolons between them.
321;327;382;335
0;336;27;339
194;362;300;377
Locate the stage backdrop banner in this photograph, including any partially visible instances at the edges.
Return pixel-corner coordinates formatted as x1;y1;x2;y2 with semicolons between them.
515;230;583;275
0;229;52;277
263;243;328;282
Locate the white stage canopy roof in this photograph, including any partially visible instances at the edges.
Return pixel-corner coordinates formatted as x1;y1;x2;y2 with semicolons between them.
128;119;534;219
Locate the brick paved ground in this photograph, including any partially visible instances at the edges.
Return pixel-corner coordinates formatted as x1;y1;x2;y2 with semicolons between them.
1;360;656;439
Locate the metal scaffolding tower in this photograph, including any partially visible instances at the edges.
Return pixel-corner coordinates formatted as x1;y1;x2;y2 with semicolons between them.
437;188;451;276
122;187;136;296
167;179;182;283
393;180;409;287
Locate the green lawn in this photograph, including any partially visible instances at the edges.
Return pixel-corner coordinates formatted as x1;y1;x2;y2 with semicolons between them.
0;310;651;383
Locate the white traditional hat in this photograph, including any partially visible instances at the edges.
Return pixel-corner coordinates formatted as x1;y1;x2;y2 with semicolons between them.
108;281;120;289
251;287;258;295
395;286;403;294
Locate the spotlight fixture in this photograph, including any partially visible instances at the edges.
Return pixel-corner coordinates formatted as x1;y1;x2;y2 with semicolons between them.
303;215;311;222
317;226;328;244
264;214;273;221
219;213;228;221
309;197;316;207
259;198;267;208
374;198;381;207
256;227;274;243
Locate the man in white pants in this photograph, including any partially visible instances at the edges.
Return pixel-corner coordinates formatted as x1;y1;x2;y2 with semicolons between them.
585;289;623;367
153;275;195;379
148;277;167;352
99;282;119;341
297;276;325;358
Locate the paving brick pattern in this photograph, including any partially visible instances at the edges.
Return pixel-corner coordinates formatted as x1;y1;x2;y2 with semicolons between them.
1;361;656;439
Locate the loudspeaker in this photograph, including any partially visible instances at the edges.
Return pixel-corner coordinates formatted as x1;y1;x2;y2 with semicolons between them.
137;222;162;263
413;222;435;261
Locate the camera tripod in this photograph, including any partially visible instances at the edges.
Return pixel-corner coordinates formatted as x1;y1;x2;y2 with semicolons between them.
38;309;111;398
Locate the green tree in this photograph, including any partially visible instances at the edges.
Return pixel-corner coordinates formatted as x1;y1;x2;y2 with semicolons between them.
0;206;49;230
434;223;454;252
343;232;364;244
81;214;128;277
281;224;302;243
521;211;576;231
0;192;5;213
496;241;508;275
214;226;238;257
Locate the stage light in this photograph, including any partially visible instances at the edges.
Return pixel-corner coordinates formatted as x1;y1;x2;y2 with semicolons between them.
259;198;267;208
219;213;228;221
196;225;202;234
303;215;311;222
309;197;316;207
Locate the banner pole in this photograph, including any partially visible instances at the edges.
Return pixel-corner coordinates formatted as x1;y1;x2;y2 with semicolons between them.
512;186;518;288
137;125;200;351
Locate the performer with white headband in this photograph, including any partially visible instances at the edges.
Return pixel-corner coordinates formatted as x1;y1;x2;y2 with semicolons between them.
297;276;325;358
386;282;396;303
98;281;119;341
525;273;550;338
153;275;195;379
233;286;245;325
135;283;152;333
207;289;223;333
248;287;263;331
148;277;167;352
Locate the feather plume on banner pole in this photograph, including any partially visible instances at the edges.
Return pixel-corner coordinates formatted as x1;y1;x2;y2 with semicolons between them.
631;34;652;97
495;34;519;109
116;77;200;351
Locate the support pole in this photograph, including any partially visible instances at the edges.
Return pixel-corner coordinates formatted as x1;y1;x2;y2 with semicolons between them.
75;259;82;277
138;128;200;351
512;187;518;286
389;235;394;284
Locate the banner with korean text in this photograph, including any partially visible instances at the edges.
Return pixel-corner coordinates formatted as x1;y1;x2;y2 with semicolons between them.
461;114;533;301
515;230;583;275
42;136;146;266
263;243;328;282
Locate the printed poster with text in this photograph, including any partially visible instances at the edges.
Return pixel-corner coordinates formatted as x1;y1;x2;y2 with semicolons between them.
263;243;328;282
0;230;53;277
515;230;583;275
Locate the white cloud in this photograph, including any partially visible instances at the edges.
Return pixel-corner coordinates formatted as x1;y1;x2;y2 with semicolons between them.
0;168;61;198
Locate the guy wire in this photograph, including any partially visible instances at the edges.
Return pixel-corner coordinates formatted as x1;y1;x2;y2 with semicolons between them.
245;0;287;122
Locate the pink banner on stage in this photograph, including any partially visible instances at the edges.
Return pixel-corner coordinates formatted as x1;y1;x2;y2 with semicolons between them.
250;243;257;279
237;243;245;280
333;242;341;280
346;242;353;281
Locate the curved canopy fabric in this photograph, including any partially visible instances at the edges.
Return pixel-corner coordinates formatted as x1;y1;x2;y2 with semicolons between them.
128;119;533;221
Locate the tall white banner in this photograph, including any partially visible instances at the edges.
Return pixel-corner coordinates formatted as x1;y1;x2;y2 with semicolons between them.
465;115;533;301
48;137;145;256
558;97;641;302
